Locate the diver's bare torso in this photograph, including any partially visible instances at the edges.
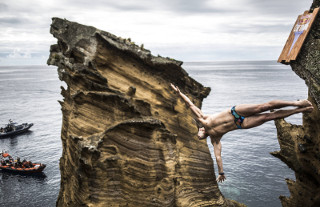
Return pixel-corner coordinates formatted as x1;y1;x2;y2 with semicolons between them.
201;109;238;139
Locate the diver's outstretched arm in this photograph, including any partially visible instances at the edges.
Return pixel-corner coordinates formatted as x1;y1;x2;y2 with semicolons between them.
212;137;226;183
170;84;204;120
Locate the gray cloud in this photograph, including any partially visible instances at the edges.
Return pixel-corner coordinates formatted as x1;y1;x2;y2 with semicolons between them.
62;0;152;11
0;0;315;65
159;0;226;14
76;0;312;15
62;0;226;14
0;3;8;11
248;0;313;16
221;23;292;34
160;0;313;16
0;17;26;26
0;52;10;58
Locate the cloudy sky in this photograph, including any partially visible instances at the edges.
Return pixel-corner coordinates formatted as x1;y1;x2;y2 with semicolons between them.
0;0;313;65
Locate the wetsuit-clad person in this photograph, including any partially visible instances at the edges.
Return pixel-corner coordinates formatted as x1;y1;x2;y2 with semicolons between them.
170;84;313;183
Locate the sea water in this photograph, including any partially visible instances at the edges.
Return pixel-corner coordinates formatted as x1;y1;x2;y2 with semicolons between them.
0;65;63;207
0;61;307;207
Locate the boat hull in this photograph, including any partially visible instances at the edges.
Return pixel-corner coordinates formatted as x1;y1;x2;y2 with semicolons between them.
0;123;33;138
0;163;46;174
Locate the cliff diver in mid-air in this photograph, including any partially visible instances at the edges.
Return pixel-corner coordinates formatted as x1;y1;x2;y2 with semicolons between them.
170;83;313;183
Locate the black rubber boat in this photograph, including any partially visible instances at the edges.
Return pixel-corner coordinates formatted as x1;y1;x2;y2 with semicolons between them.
0;121;33;138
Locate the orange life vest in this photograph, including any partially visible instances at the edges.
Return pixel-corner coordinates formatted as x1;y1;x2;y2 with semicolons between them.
2;153;10;158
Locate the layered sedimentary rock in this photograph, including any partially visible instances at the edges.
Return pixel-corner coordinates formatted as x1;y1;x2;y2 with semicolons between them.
48;18;244;207
272;1;320;206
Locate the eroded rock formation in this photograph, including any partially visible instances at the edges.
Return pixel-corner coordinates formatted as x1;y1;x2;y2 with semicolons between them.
48;18;244;207
272;1;320;206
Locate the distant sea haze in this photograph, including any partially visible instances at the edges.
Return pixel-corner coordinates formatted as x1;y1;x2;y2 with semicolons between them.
0;61;307;207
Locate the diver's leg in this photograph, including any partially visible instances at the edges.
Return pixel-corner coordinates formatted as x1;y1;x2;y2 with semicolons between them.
235;100;312;117
241;106;313;129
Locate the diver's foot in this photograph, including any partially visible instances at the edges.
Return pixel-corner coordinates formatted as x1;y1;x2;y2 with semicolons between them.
302;106;314;113
296;99;312;108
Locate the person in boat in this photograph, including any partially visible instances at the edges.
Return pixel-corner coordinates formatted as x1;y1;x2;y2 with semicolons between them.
2;153;11;165
22;160;29;168
0;157;5;166
170;83;314;183
3;156;12;165
8;125;13;131
1;152;10;158
8;156;14;165
5;125;12;132
22;160;33;168
15;157;22;167
5;120;15;132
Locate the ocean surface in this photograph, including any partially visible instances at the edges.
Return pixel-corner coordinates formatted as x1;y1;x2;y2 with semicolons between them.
0;61;307;207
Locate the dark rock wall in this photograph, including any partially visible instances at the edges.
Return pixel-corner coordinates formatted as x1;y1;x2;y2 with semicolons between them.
48;18;244;207
273;1;320;206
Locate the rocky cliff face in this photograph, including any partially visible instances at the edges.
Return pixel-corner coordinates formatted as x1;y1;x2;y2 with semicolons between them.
272;1;320;206
48;18;244;207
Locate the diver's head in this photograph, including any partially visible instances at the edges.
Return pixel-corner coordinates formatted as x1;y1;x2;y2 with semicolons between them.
198;127;208;140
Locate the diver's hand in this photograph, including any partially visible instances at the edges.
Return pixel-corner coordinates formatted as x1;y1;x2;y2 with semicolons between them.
216;174;226;183
170;83;181;94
